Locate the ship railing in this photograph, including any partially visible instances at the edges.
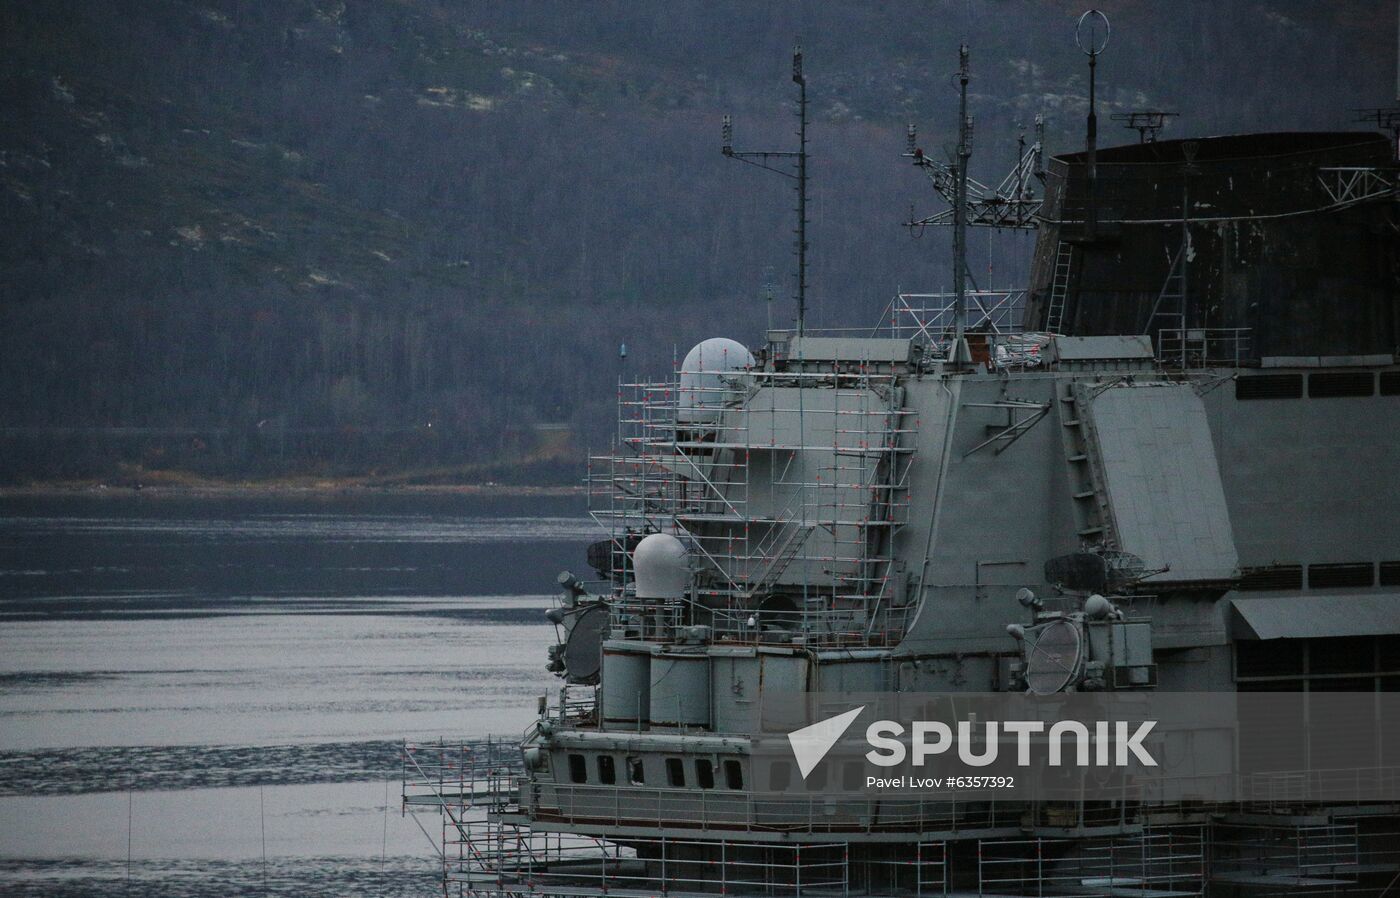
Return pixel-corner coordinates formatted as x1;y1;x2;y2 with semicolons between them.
1155;326;1252;368
1239;764;1400;809
705;602;911;648
524;780;1045;835
769;289;1026;344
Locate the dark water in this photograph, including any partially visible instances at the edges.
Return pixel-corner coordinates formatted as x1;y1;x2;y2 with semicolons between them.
0;492;593;896
0;492;594;615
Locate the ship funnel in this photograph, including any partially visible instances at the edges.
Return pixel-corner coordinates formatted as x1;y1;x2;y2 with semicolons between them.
633;532;688;600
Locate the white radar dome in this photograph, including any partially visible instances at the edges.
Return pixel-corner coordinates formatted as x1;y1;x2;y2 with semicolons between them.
679;338;754;425
633;532;689;600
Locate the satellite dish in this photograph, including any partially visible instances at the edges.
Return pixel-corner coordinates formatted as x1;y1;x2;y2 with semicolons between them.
1025;619;1085;695
1076;9;1111;57
562;604;607;685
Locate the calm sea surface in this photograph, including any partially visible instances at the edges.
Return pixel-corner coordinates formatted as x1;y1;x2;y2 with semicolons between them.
0;492;592;896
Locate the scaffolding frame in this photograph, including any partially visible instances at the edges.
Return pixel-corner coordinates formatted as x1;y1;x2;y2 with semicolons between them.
890;290;1027;347
588;362;918;648
403;738;532;897
404;742;1400;898
977;825;1207;897
447;830;863;898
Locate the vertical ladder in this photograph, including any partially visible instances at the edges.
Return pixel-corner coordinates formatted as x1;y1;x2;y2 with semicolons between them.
1057;382;1113;546
1044;241;1074;334
1144;241;1187;366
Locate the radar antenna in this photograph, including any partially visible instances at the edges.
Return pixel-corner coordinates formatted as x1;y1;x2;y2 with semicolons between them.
723;48;810;336
1024;619;1085;695
903;106;1045;229
1111;110;1178;144
903;46;1044;363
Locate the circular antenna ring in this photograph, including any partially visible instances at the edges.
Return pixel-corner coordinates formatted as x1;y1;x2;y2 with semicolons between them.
1025;619;1085;695
1076;9;1111;57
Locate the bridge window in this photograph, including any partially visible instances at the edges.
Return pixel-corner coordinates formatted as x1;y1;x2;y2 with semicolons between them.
626;756;645;785
723;759;743;790
1308;562;1374;589
1237;564;1303;591
1236;636;1400;690
695;759;715;789
597;755;616;785
568;753;587;784
1235;374;1302;400
1309;372;1374;398
1380;561;1400;587
1381;372;1400;396
1310;636;1375;675
666;757;685;788
1235;640;1303;679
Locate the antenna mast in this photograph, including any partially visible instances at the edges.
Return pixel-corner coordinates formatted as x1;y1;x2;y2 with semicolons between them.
723;47;811;336
903;45;1045;360
951;42;971;364
904;74;1043;231
1077;9;1110;239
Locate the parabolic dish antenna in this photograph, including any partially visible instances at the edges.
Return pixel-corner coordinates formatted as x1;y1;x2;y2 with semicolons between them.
1025;619;1084;695
562;604;608;684
1076;9;1111;57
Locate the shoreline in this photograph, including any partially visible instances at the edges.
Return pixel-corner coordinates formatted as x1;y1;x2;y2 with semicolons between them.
0;481;586;500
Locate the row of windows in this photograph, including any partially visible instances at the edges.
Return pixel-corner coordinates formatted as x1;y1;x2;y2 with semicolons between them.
567;753;743;790
1237;561;1400;591
1236;371;1400;401
1236;635;1400;681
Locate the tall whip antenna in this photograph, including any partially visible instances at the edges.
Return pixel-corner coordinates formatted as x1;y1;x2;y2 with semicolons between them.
723;46;811;336
951;42;971;365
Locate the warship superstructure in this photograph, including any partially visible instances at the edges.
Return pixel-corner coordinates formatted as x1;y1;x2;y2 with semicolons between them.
405;37;1400;898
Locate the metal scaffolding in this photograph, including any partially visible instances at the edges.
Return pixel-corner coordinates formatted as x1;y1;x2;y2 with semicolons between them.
1208;814;1400;896
403;743;1400;897
977;825;1206;897
889;290;1027;346
587;362;917;647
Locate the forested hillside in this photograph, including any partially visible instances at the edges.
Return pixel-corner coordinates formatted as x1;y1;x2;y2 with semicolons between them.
0;1;1393;484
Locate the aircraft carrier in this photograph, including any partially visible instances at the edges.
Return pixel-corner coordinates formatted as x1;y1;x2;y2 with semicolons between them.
405;25;1400;898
